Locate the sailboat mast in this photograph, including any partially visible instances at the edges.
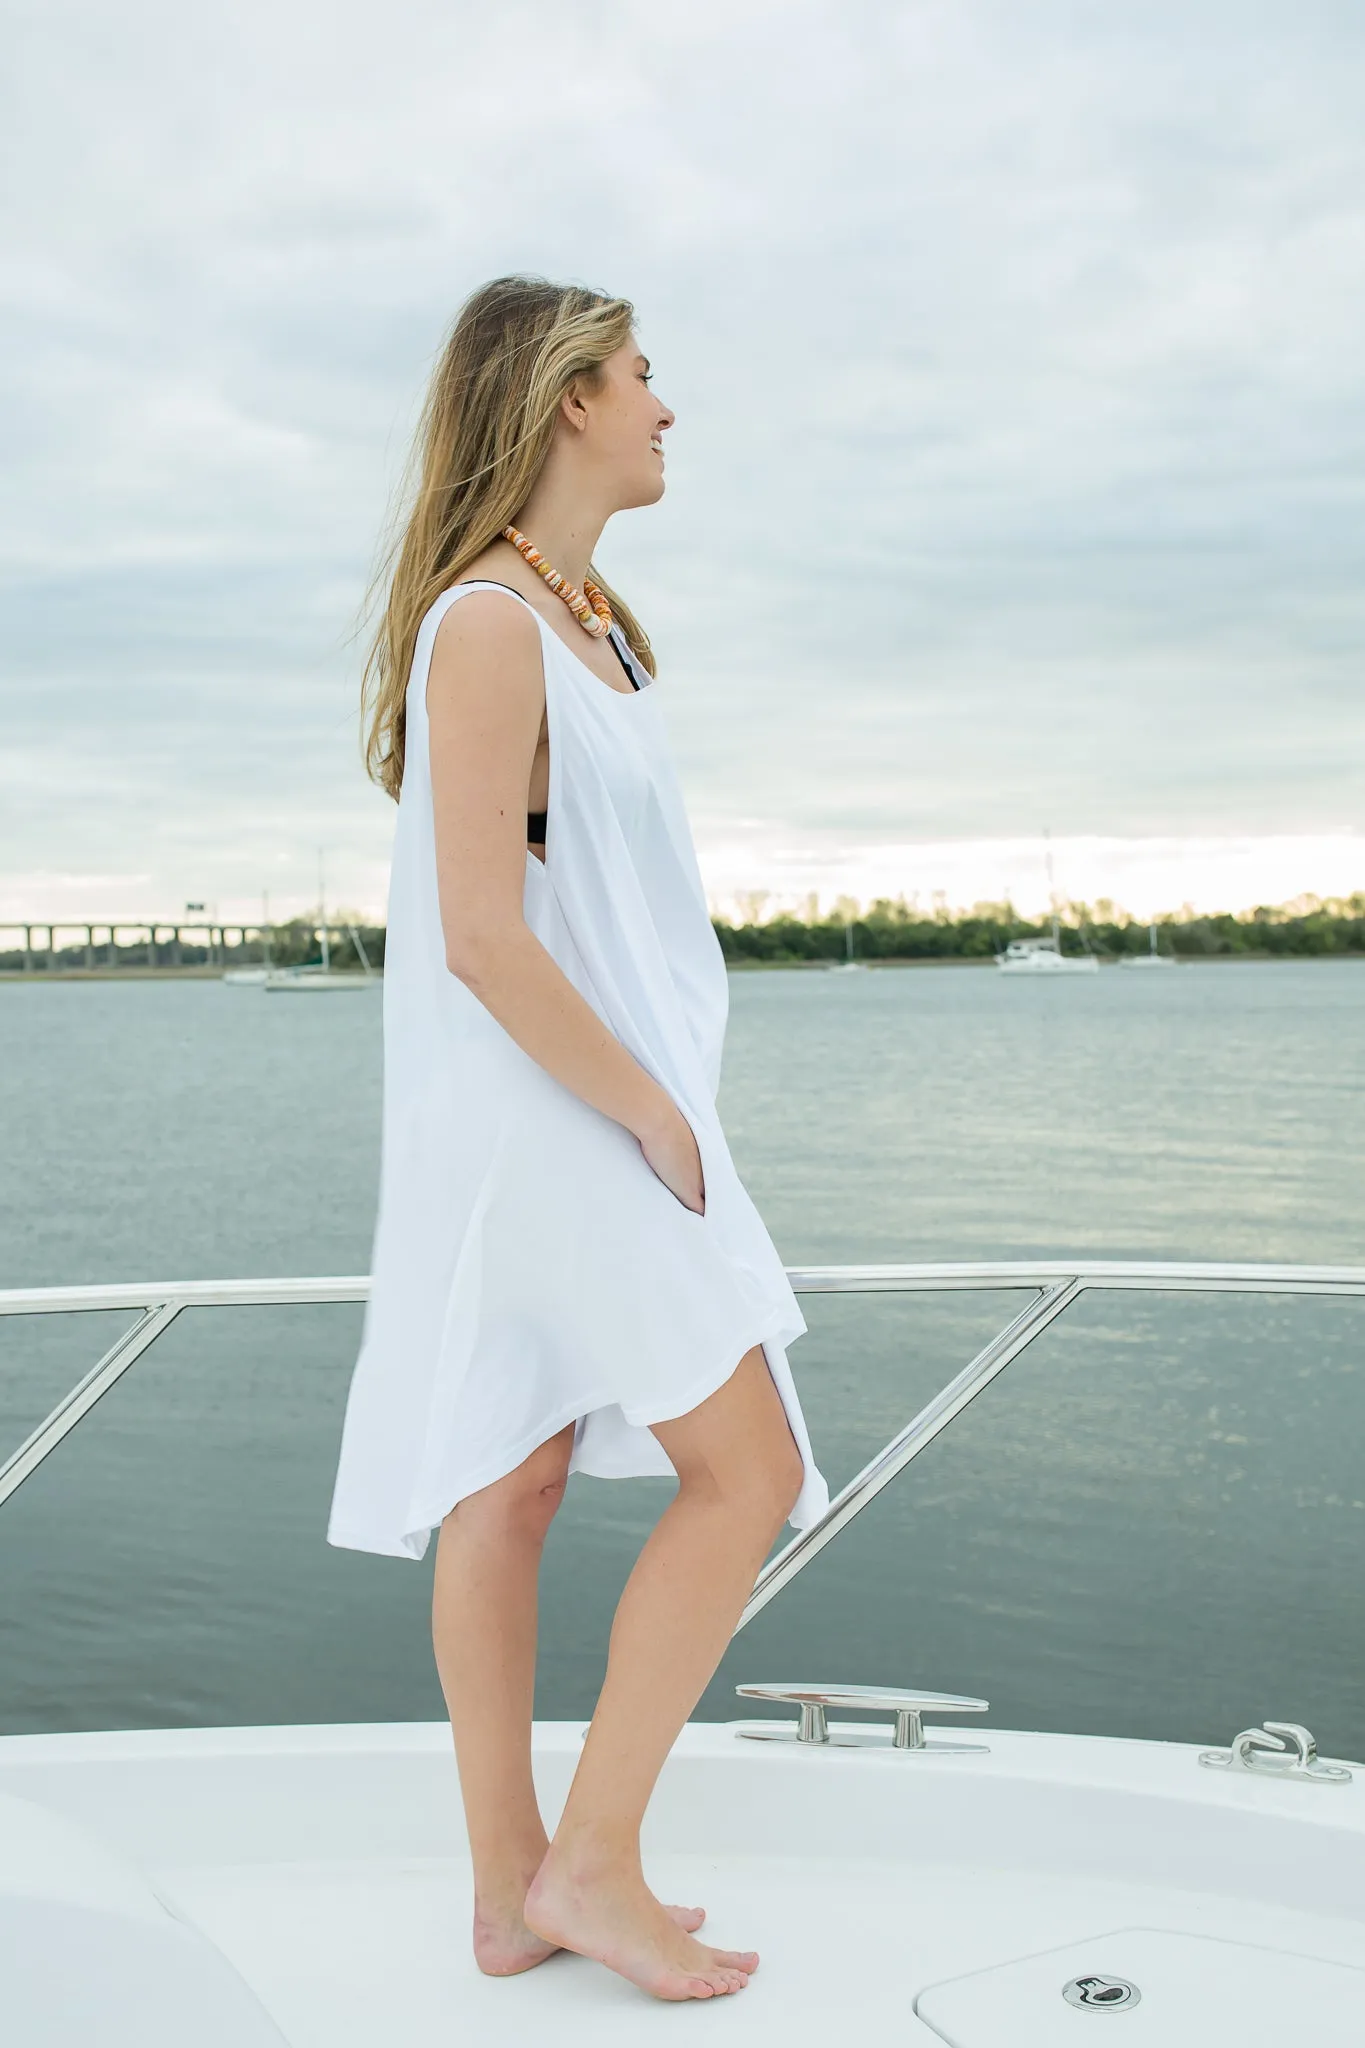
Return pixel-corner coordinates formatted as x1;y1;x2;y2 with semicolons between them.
1044;828;1060;948
319;850;330;974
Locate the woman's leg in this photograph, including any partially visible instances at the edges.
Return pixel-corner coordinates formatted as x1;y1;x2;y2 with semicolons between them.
431;1419;711;1975
524;1342;805;2001
432;1423;576;1975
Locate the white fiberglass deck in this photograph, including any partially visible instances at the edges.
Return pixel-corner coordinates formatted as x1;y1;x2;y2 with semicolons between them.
3;1718;1363;2045
5;1262;1364;2041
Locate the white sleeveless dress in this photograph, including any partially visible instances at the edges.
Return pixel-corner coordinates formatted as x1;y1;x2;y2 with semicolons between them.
326;582;829;1560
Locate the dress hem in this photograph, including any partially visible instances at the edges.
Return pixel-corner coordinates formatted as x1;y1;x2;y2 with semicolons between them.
616;1309;798;1428
327;1304;819;1563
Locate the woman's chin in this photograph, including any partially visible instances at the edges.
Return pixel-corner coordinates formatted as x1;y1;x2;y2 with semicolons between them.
614;468;667;513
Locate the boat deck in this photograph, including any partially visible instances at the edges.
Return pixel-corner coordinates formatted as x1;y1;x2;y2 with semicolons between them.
3;1721;1363;2044
157;1846;1365;2042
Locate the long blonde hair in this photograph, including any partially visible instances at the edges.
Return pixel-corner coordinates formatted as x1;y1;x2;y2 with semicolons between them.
362;275;657;799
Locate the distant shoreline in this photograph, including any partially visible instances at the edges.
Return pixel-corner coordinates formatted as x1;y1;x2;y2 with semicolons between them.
725;953;1365;971
2;953;1362;984
5;897;1360;977
712;899;1365;968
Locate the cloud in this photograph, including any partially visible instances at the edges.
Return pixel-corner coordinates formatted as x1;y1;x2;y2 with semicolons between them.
2;0;1363;918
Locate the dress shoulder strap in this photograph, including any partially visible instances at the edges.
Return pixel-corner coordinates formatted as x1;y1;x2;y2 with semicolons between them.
443;578;543;619
431;579;646;689
410;581;549;739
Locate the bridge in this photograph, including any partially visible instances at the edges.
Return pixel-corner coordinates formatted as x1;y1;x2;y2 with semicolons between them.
0;921;341;973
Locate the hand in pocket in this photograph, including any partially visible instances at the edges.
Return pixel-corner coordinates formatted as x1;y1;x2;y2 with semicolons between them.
638;1100;706;1215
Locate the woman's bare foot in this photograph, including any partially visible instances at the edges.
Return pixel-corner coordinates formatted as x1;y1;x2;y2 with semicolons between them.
474;1887;706;1977
474;1905;560;1977
524;1850;757;2000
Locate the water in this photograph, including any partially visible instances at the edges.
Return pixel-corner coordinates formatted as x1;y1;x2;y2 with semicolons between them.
1;963;1362;1756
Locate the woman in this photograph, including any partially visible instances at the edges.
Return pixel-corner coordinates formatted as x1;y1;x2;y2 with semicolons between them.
327;276;830;2003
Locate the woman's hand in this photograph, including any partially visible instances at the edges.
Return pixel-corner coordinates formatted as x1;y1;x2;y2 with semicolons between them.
637;1097;706;1215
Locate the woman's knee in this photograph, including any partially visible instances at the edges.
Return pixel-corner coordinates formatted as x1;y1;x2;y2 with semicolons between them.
656;1344;805;1529
444;1427;573;1541
669;1418;804;1533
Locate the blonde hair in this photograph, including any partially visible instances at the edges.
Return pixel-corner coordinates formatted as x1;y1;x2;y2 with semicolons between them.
362;275;656;799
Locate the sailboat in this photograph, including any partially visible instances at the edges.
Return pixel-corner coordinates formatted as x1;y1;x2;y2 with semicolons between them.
824;914;867;973
264;856;379;993
995;833;1098;975
1118;922;1178;969
995;909;1099;975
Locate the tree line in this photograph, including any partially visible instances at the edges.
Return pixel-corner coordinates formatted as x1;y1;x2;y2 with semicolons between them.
710;895;1365;964
8;897;1364;974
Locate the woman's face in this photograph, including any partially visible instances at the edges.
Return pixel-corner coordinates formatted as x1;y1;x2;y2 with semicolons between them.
573;335;675;510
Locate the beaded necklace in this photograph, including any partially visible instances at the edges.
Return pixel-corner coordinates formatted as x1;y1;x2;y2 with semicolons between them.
501;525;613;638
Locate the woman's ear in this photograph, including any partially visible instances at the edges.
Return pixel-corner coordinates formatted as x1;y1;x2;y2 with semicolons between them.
560;380;589;433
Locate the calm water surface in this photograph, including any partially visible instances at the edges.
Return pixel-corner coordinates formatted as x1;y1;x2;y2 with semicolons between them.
1;963;1361;1753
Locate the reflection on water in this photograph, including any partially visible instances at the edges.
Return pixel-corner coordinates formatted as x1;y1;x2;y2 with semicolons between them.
0;963;1361;1745
709;1289;1365;1760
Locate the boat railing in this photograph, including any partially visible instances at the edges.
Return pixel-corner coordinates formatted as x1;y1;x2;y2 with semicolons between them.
1;1261;1362;1629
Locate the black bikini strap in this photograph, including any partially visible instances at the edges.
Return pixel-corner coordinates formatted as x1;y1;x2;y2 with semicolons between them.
607;630;642;689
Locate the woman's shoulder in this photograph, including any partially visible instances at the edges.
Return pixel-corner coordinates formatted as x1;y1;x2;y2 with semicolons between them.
428;579;543;654
424;582;545;720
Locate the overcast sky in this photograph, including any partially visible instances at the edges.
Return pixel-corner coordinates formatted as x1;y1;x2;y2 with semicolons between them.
3;0;1362;924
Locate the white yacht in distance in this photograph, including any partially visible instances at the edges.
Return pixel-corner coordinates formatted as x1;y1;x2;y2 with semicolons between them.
2;1256;1362;2045
996;832;1099;974
1119;922;1179;969
995;915;1099;975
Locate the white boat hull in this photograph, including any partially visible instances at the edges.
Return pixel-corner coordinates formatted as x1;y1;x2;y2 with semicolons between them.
995;954;1099;974
2;1718;1360;2044
261;972;378;993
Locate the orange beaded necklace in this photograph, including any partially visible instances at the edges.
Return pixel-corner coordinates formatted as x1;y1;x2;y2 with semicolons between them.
501;525;613;638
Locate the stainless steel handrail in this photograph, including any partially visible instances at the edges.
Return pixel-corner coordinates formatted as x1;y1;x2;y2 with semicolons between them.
5;1259;1365;1319
740;1258;1365;1626
3;1265;1363;1616
0;1278;371;1512
740;1277;1080;1625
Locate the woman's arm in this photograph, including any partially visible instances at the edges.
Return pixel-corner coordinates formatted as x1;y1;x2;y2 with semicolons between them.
425;592;704;1212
